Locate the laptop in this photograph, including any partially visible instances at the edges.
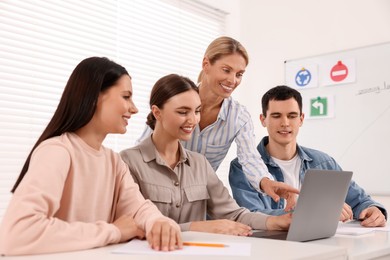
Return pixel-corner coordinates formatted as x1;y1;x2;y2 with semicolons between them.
251;169;353;242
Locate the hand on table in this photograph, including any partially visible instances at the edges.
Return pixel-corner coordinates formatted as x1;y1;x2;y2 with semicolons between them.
190;219;252;236
339;203;353;222
359;206;386;227
147;218;183;251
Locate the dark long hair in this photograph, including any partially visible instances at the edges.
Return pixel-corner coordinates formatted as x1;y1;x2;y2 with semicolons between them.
12;57;129;192
146;74;198;130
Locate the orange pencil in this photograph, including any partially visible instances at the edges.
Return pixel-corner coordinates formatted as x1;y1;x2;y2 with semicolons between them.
183;242;226;248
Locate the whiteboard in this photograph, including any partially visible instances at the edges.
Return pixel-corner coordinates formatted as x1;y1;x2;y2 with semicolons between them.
284;42;390;195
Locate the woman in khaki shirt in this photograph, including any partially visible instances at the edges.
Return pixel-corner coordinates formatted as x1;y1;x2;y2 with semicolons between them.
120;74;291;236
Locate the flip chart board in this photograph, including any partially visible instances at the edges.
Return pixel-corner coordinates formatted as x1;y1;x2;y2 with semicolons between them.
285;42;390;195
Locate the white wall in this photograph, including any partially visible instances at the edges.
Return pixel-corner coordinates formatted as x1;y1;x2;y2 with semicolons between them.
234;0;390;210
197;0;241;37
237;0;390;137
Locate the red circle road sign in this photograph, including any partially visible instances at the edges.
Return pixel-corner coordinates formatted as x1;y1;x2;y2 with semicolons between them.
330;61;348;82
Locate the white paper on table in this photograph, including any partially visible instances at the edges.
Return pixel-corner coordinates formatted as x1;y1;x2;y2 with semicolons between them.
336;221;390;235
112;239;251;256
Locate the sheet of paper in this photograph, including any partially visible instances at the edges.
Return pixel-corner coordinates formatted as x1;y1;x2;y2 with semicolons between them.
112;239;251;256
336;221;390;235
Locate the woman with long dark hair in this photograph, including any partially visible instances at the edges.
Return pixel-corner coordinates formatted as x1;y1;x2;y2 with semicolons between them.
0;57;182;255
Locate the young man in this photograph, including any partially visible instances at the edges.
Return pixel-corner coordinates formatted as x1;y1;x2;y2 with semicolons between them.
229;85;387;227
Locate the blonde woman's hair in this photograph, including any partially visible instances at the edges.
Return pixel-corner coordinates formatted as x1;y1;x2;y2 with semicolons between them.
198;36;249;83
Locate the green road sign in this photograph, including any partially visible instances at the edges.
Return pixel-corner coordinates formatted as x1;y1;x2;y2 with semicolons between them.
310;97;328;117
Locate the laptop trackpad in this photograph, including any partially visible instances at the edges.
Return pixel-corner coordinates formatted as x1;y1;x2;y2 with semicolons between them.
251;230;288;240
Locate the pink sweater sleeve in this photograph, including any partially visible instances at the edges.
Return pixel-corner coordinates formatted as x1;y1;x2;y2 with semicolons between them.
0;136;179;256
0;144;121;255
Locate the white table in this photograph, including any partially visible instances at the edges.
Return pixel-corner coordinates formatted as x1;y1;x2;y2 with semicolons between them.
1;231;347;260
309;231;390;260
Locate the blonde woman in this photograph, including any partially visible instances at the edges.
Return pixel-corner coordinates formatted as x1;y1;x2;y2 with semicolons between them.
138;36;299;208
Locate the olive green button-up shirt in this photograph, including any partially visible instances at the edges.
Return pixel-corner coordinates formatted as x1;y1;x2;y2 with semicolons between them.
120;136;269;231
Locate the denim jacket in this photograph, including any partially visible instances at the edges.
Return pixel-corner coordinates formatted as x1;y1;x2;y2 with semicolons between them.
229;136;387;219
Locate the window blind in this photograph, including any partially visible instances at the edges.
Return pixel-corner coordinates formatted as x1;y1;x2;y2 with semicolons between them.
0;0;225;220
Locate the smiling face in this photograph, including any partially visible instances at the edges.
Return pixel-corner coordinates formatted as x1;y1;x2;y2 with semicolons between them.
94;75;138;135
260;98;304;148
202;53;247;98
152;89;201;142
